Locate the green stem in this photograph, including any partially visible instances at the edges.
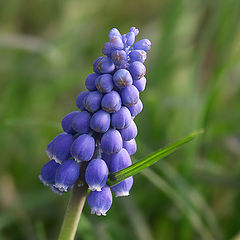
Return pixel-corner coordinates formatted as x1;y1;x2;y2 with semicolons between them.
58;182;88;240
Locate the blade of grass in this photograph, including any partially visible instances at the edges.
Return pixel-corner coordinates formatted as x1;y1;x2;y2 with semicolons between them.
108;129;204;186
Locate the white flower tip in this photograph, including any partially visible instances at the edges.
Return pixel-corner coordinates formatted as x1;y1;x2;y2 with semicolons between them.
38;175;49;186
115;191;130;198
88;185;102;192
54;183;68;192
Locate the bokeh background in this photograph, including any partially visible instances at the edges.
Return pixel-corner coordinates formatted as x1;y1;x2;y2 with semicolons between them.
1;0;240;239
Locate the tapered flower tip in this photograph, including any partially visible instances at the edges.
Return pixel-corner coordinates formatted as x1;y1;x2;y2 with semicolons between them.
93;57;115;74
83;91;103;113
85;73;99;91
133;77;146;92
95;74;114;93
128;61;146;80
129;26;139;36
90;110;110;133
128;99;143;117
120;85;139;107
111;106;132;130
71;134;95;162
76;91;89;110
113;69;133;89
119;120;137;141
123;139;137;156
108;28;121;38
39;160;60;186
109;148;132;173
111;177;133;197
48;133;74;164
72;111;91;134
61;111;79;135
85;159;108;191
133;39;151;51
101;90;122;113
88;185;112;216
110;36;124;50
54;159;79;192
101;129;123;154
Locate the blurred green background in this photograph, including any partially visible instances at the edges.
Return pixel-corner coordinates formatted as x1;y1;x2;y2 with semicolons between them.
1;0;240;239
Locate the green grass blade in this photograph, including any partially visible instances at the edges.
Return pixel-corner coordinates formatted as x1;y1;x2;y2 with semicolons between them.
108;129;204;186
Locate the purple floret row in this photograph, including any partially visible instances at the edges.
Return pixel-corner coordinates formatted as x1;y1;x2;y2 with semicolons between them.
39;26;151;216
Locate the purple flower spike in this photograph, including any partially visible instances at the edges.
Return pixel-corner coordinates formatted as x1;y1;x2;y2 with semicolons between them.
39;160;60;186
123;139;137;156
120;85;139;106
49;133;74;163
133;39;151;51
128;99;143;117
54;159;79;192
101;129;122;154
133;77;146;92
93;57;115;74
111;106;132;129
88;185;112;216
129;50;147;63
113;69;133;89
61;111;79;135
95;74;114;93
72;111;91;134
76;91;89;110
85;73;99;91
71;134;95;162
101;90;122;113
111;177;133;197
84;91;103;113
119;120;137;141
90;110;110;133
85;159;108;191
109;148;132;173
128;61;146;80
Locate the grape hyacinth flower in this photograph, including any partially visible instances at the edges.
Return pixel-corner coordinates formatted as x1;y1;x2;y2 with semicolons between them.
39;26;151;217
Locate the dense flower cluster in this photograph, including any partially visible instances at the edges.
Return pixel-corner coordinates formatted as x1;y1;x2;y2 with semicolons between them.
39;26;151;216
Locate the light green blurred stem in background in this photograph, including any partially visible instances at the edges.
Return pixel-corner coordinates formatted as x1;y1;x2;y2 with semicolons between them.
58;183;88;240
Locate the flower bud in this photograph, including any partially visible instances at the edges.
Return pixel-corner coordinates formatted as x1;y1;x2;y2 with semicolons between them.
72;111;91;134
120;85;139;106
133;39;151;51
110;36;124;50
109;148;132;173
129;26;139;36
102;42;111;55
123;139;137;156
71;134;95;162
85;73;99;91
111;177;133;197
93;57;115;74
39;160;60;186
84;91;103;113
101;129;122;154
76;91;89;110
108;28;121;38
129;50;146;63
102;152;111;168
111;50;127;67
111;106;131;129
133;77;146;92
128;99;143;117
119;120;137;141
90;110;110;133
113;69;133;89
88;185;112;216
128;61;146;80
54;159;79;192
61;111;79;135
95;74;114;93
101;91;121;113
47;133;74;163
85;159;108;191
126;31;135;46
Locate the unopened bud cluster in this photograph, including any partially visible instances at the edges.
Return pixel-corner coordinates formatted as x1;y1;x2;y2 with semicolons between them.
39;26;151;216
